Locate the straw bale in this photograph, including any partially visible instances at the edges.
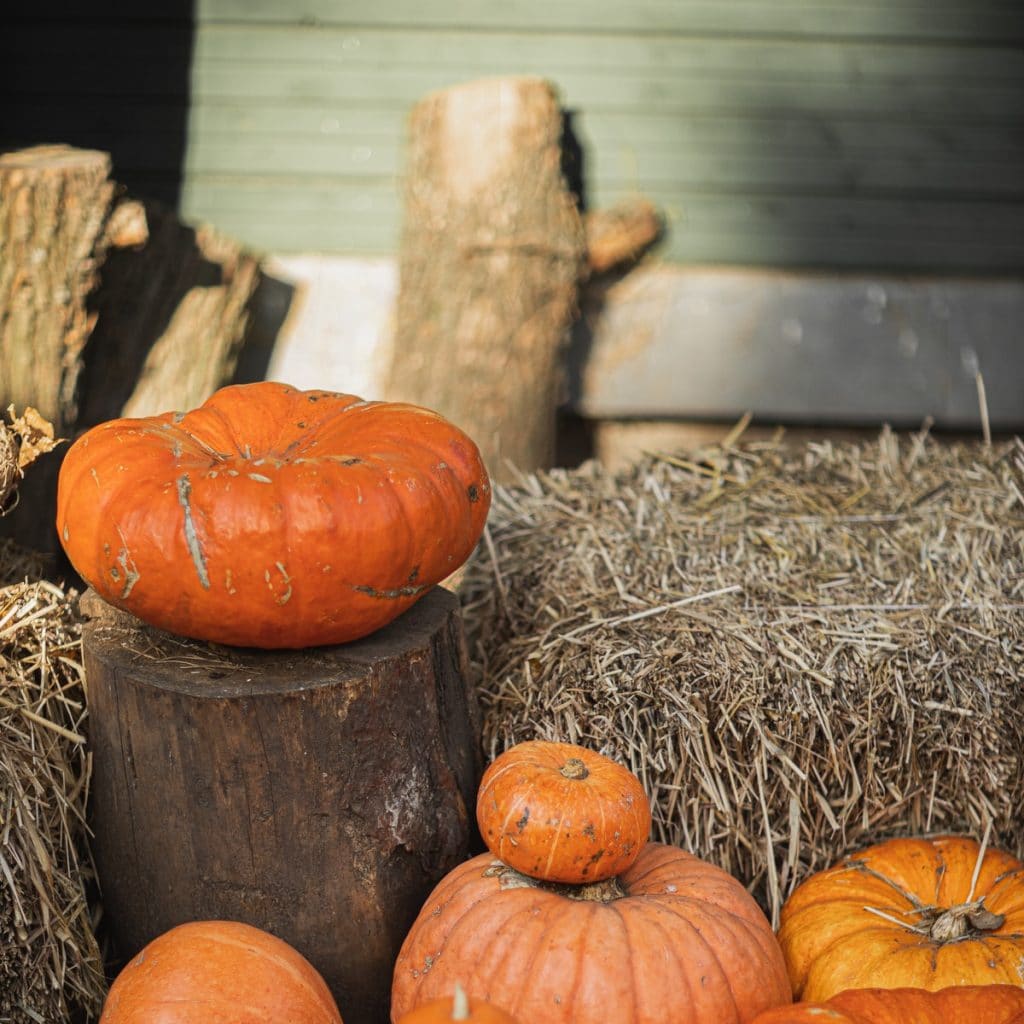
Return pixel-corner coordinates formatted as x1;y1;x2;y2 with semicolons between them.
0;539;105;1022
462;431;1024;924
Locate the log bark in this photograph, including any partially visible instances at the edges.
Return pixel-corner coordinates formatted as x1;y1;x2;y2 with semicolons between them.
0;147;116;433
81;586;481;1024
585;197;663;275
0;144;268;555
77;203;262;426
387;77;586;480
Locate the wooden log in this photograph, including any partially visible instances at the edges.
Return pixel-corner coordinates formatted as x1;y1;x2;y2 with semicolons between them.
387;76;586;480
81;586;481;1024
0;146;117;433
584;197;663;275
76;202;263;427
0;144;271;556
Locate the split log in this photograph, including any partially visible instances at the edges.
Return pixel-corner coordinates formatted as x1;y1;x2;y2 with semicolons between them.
76;203;262;426
584;197;663;275
388;77;586;480
81;586;481;1024
0;147;119;433
0;144;270;555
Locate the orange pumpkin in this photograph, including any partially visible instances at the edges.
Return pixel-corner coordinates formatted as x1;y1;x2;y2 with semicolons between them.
396;983;520;1023
476;739;650;883
99;919;343;1023
391;842;792;1023
751;985;1024;1023
57;382;490;648
778;835;1024;1002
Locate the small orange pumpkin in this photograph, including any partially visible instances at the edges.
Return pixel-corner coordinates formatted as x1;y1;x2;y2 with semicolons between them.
396;983;519;1023
751;985;1024;1024
392;842;792;1023
476;739;650;883
778;835;1024;1002
57;382;490;648
99;919;343;1023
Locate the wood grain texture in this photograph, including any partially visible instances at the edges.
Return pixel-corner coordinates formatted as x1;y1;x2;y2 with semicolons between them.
0;146;114;431
4;7;1023;270
570;264;1024;426
387;76;585;478
82;585;481;1024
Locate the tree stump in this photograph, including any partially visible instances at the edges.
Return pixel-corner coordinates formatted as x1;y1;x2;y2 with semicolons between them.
81;586;482;1024
387;76;586;480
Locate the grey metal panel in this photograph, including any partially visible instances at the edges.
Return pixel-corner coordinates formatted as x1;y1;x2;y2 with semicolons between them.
571;267;1024;427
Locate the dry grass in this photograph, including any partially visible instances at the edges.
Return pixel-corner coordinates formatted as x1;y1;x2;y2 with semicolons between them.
0;539;105;1022
462;429;1024;924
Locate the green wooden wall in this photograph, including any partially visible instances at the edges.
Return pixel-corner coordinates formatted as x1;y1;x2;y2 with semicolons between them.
6;1;1024;270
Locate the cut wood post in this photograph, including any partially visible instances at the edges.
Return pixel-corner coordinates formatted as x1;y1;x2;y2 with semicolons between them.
0;147;117;433
81;586;481;1024
584;197;663;275
387;76;586;480
76;203;263;427
0;144;272;555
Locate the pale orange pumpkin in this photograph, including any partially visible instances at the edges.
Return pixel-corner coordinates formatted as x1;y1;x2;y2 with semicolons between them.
392;842;791;1023
99;920;343;1023
778;835;1024;1002
476;739;650;883
751;985;1024;1024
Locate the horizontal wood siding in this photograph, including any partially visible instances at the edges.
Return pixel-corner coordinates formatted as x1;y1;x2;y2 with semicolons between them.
5;3;1024;269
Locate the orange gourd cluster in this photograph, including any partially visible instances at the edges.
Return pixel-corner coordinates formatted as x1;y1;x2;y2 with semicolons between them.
72;386;1024;1022
97;739;1024;1023
392;739;792;1023
392;742;1024;1022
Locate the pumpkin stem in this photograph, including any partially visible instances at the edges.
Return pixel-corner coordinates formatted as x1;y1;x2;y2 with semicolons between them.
560;757;589;781
485;860;626;902
570;876;627;903
928;899;1005;942
451;982;470;1020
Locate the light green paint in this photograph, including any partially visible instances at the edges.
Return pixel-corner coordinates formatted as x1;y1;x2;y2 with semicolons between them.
143;6;1024;267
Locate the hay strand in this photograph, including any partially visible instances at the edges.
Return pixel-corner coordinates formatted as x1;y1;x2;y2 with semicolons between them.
462;434;1024;925
0;540;105;1022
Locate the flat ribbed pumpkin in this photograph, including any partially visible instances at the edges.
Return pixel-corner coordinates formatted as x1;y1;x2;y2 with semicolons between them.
391;842;792;1024
751;985;1024;1024
99;919;343;1023
57;382;490;648
476;739;651;883
778;835;1024;1002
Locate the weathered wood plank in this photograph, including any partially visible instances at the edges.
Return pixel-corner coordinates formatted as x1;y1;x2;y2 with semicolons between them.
12;101;1024;164
170;178;1024;269
6;14;1020;269
15;0;1023;43
7;28;1023;123
8;108;1023;208
174;143;1014;196
7;23;1024;84
570;266;1024;427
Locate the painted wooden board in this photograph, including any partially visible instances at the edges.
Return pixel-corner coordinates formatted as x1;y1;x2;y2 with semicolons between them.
8;101;1022;200
570;266;1024;427
162;181;1024;271
38;0;1024;43
4;10;1023;270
